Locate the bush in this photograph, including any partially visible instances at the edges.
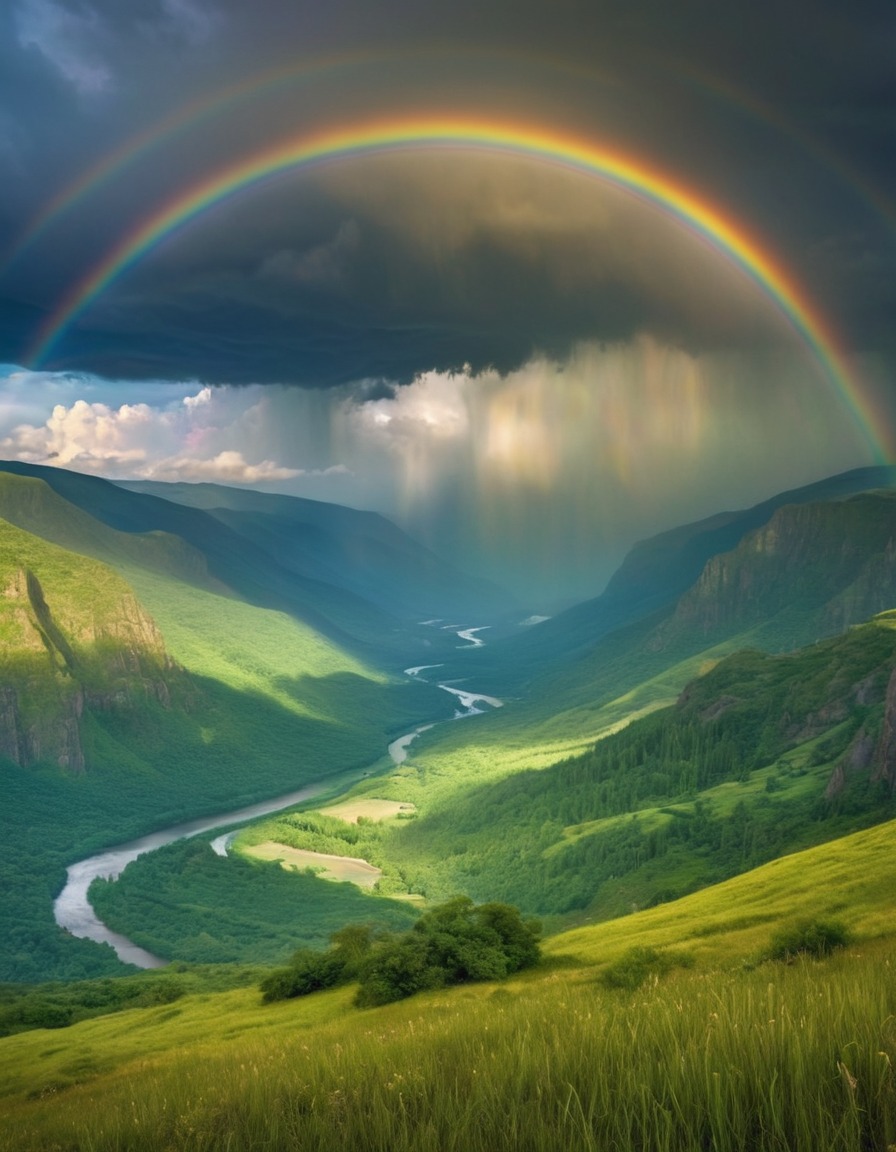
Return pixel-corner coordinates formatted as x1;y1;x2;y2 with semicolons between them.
763;918;853;963
260;950;347;1002
260;899;542;1008
600;946;694;991
356;897;541;1007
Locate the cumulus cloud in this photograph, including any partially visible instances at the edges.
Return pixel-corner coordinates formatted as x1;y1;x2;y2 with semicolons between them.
0;383;303;485
142;449;302;483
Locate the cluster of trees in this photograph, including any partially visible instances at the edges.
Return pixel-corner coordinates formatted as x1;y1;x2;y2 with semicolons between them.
261;896;541;1007
368;630;896;920
90;839;418;966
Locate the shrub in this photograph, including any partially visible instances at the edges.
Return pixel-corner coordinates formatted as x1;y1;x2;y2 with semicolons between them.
260;898;542;1008
763;918;853;963
260;949;347;1003
600;946;694;991
356;897;541;1007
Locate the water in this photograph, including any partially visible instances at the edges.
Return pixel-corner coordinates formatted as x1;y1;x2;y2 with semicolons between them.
55;621;501;968
53;781;327;967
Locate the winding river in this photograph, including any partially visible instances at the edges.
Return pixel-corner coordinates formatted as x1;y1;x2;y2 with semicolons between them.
53;623;501;968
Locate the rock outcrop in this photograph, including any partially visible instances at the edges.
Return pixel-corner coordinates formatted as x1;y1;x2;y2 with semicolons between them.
0;552;180;772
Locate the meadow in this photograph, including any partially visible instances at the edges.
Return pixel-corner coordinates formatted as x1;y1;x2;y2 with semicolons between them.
2;818;896;1151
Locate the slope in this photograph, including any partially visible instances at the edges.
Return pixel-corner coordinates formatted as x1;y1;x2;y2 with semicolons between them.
3;817;896;1151
217;609;896;941
447;463;896;693
0;517;450;982
421;485;896;775
0;462;450;659
117;479;513;622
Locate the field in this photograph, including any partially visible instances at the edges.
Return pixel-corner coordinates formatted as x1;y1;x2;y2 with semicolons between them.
3;818;896;1150
318;799;418;823
242;841;383;887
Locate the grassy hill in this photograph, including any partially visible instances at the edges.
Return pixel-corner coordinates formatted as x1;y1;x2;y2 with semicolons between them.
0;506;452;982
117;478;514;622
2;818;896;1150
0;462;467;660
96;608;896;963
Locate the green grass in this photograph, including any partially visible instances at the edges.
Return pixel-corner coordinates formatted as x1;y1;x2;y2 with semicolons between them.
3;818;896;1150
0;514;452;982
226;614;896;930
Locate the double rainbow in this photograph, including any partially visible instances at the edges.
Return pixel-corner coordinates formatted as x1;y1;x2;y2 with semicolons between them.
26;114;889;461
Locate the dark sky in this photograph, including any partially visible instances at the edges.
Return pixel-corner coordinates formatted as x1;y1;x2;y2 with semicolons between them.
0;0;893;603
2;0;894;383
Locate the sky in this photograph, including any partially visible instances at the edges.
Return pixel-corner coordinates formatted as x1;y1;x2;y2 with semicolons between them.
0;0;894;606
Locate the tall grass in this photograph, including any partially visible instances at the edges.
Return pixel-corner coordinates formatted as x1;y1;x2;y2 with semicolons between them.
3;946;895;1151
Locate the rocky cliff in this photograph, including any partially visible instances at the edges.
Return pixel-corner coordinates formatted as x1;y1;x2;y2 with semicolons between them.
0;520;182;772
653;493;896;650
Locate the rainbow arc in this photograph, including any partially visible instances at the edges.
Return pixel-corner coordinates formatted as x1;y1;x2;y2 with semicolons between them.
25;114;890;462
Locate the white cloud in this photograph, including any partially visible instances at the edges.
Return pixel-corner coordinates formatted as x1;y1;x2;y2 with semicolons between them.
0;384;303;486
347;369;470;446
145;450;300;484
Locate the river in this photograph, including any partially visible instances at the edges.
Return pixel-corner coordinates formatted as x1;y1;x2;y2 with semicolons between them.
53;622;501;968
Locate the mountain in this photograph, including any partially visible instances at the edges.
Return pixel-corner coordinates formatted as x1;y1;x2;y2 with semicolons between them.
463;464;896;689
245;610;895;938
115;478;512;623
4;460;896;984
654;491;896;649
0;470;458;981
0;462;504;660
453;483;896;756
0;519;180;773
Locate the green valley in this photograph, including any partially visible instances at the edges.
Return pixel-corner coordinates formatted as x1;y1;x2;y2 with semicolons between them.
3;461;896;1149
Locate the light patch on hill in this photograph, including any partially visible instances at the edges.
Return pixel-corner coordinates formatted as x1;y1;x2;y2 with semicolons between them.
317;799;417;824
242;841;382;888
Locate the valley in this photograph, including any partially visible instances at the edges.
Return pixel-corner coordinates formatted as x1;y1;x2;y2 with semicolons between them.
3;461;896;1149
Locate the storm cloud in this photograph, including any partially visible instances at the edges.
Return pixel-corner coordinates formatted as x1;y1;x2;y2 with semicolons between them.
0;1;893;605
0;0;893;384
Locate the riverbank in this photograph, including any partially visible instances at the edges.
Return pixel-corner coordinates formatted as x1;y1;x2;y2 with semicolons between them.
54;621;501;969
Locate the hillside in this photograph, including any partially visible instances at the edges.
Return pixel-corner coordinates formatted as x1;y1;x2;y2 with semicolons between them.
97;605;896;967
201;610;893;938
430;486;896;774
2;817;896;1150
117;479;513;622
0;462;477;660
447;464;896;695
0;511;452;982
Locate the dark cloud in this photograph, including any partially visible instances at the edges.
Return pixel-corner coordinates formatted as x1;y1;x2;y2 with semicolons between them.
1;0;894;385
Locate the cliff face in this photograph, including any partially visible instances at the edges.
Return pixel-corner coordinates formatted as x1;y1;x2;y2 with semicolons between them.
0;527;182;772
872;667;896;791
653;494;896;649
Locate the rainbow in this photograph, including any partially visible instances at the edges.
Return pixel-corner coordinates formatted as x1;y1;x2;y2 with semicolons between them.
25;114;890;461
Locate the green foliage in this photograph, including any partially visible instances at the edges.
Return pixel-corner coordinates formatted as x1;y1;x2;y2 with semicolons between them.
260;949;349;1003
763;918;853;963
259;897;541;1008
0;497;451;983
90;840;418;966
328;615;896;924
260;924;376;1003
356;896;541;1006
599;945;694;990
0;965;266;1038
